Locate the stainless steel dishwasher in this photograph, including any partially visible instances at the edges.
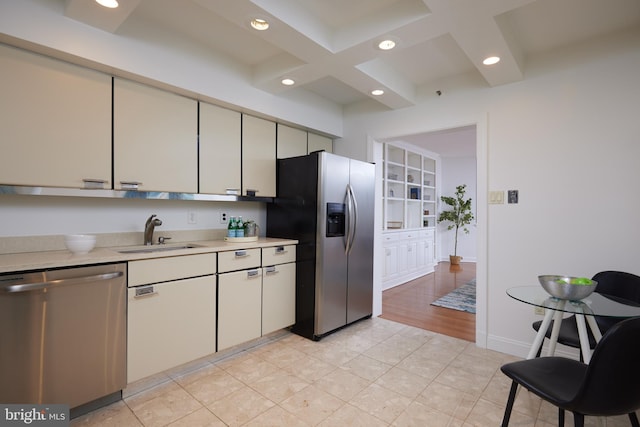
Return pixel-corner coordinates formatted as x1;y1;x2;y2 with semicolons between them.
0;263;126;416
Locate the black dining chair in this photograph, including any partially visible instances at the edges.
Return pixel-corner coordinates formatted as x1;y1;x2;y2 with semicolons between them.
532;270;640;360
501;316;640;427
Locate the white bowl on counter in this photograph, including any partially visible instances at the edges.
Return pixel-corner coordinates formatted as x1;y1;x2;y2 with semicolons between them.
64;234;96;255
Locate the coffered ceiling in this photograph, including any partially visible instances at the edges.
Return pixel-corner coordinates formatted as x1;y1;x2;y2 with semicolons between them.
63;0;640;110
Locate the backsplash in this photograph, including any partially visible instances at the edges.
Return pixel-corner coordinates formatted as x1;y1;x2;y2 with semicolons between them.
0;229;228;255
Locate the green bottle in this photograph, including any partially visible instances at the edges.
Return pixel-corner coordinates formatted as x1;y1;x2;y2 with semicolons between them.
227;216;236;238
236;216;245;237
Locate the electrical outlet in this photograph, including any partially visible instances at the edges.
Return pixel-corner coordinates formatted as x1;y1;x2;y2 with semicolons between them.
188;211;197;224
220;212;228;224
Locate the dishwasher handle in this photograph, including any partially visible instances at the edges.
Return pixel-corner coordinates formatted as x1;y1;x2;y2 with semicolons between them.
0;271;124;293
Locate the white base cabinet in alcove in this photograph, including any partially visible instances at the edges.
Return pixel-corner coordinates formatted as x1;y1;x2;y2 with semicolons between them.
382;229;436;290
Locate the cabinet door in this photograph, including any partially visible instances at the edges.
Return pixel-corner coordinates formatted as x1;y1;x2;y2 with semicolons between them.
242;115;276;197
406;241;418;271
199;103;241;194
277;124;307;159
218;268;262;350
127;275;216;383
307;133;333;153
114;78;197;193
384;245;398;279
262;262;296;335
416;238;426;269
0;45;111;188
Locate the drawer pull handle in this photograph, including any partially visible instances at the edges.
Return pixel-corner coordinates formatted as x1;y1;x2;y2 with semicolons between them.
265;266;278;274
234;250;248;258
120;181;142;190
82;178;107;189
134;286;156;298
247;269;261;278
275;246;286;254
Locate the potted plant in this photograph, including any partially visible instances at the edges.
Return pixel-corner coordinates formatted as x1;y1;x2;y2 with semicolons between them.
438;184;474;265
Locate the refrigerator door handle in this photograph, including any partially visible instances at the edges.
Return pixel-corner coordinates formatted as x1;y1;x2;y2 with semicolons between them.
346;184;358;255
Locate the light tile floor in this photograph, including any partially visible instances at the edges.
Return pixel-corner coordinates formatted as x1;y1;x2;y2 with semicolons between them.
71;318;633;426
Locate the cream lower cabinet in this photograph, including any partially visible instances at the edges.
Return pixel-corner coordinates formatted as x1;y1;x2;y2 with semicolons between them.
262;245;296;335
217;248;262;350
382;230;435;290
218;268;263;350
218;245;296;350
127;254;216;383
0;44;111;189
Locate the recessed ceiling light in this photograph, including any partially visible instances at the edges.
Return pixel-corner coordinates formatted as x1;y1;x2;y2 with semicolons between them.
281;78;295;86
483;56;500;65
378;40;396;51
371;89;384;96
250;18;269;31
95;0;119;8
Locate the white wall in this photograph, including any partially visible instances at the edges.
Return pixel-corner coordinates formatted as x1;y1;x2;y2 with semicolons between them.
438;156;477;263
0;195;265;238
337;28;640;357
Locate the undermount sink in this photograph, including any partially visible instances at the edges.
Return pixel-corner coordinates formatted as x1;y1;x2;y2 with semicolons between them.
117;244;203;254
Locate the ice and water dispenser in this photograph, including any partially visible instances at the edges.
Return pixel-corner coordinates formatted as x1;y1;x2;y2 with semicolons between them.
326;202;345;237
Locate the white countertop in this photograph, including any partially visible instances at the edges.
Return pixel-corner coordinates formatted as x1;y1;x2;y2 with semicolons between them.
0;238;298;273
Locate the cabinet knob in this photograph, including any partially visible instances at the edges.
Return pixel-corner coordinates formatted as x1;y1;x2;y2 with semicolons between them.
247;269;261;278
234;250;248;258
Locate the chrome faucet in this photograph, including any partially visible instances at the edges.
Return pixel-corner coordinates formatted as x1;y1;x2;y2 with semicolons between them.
144;214;162;245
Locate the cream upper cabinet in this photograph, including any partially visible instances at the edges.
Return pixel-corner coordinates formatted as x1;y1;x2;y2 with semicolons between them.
307;133;333;153
113;78;197;193
0;44;111;189
199;103;241;194
242;115;276;197
277;124;307;159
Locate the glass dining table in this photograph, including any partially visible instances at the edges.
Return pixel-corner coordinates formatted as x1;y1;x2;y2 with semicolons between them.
507;286;640;363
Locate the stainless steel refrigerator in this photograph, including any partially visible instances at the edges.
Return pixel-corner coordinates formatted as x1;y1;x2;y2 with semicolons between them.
267;151;375;340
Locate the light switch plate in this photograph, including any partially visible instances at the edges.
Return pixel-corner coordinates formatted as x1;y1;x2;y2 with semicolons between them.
489;191;504;204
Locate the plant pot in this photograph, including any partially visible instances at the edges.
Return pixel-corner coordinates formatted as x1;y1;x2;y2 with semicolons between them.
449;255;462;265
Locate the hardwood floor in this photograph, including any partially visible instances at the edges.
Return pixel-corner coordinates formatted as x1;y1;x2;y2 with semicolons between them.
380;261;476;342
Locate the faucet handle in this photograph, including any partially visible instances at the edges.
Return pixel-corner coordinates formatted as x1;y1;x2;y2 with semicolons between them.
158;236;171;244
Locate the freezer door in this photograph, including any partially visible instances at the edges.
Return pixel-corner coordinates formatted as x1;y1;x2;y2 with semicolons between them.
346;159;375;323
315;152;350;335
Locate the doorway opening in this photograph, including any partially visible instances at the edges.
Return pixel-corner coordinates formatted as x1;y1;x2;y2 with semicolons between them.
375;124;478;342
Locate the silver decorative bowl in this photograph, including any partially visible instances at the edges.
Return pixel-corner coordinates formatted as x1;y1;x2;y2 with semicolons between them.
538;275;598;300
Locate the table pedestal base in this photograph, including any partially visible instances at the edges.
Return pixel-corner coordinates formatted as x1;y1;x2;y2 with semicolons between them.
526;298;602;363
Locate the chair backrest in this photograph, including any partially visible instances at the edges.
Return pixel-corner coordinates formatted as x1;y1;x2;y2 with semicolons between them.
592;270;640;303
571;316;640;416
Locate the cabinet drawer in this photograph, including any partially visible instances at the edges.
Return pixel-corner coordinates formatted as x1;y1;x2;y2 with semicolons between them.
382;232;401;244
262;245;296;266
128;253;216;287
218;248;261;273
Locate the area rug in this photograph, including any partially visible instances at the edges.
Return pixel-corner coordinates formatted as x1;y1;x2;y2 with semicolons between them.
430;279;476;314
